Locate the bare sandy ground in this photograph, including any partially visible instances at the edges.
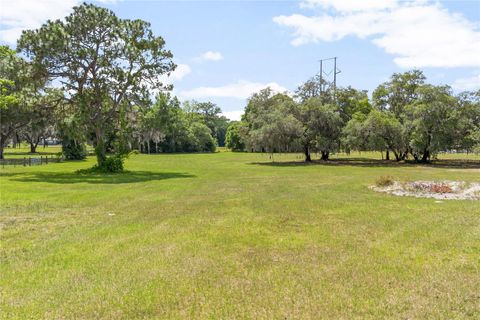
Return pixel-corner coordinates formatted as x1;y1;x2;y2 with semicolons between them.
371;181;480;200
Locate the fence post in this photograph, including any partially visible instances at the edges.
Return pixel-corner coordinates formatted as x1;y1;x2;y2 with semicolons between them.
29;157;31;166
46;156;49;164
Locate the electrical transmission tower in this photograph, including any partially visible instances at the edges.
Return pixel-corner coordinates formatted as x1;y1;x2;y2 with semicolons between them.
318;57;341;102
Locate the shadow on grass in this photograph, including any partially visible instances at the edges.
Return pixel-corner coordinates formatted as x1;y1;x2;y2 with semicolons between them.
3;151;60;156
250;158;480;169
1;170;195;184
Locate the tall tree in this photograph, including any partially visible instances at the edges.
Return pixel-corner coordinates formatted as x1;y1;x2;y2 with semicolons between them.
18;3;175;169
362;110;407;161
372;70;426;119
294;74;332;104
298;98;344;161
455;90;480;152
225;121;246;151
0;45;47;159
404;85;458;162
243;89;301;153
335;86;371;122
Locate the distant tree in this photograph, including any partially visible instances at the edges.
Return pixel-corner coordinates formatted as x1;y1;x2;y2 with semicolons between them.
335;86;372;122
183;100;229;146
18;3;175;170
404;85;458;162
213;115;230;147
341;112;369;153
0;77;23;159
455;90;480;152
244;89;302;154
362;110;407;161
225;121;246;151
0;45;48;159
294;74;331;104
244;88;293;124
137;102;165;154
188;122;217;152
148;93;187;152
20;89;62;153
298;98;344;161
373;70;426;119
21;115;52;153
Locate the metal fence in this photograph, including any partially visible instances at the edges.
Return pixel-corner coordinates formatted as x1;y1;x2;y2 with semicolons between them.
0;155;64;168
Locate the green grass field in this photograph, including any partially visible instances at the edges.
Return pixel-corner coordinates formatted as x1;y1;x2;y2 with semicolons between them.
1;151;479;319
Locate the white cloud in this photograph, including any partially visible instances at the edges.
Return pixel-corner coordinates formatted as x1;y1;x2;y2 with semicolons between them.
0;0;124;44
221;110;244;121
274;0;480;68
0;0;78;44
169;63;191;81
180;80;288;99
197;51;224;62
96;0;121;3
300;0;397;12
452;73;480;92
158;63;191;86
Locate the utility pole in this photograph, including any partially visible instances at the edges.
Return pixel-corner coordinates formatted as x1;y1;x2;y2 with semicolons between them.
319;60;323;96
333;57;337;101
318;57;341;102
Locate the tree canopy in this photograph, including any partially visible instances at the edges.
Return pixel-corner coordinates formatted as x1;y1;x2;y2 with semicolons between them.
18;3;176;169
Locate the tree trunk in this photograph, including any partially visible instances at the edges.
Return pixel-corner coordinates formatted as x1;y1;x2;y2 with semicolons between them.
95;128;106;166
392;150;401;161
304;146;312;162
30;142;38;153
321;151;329;161
385;150;390;160
420;149;430;163
0;134;7;159
147;141;151;154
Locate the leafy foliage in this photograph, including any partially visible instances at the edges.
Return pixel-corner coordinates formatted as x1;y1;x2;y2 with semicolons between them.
225;121;246;151
62;138;87;160
18;3;175;169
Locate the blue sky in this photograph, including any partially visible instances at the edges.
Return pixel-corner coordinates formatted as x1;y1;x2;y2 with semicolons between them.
1;0;479;120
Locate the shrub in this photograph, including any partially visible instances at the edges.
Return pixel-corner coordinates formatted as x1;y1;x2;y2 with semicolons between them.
62;139;87;160
100;156;124;173
376;175;394;187
77;156;124;174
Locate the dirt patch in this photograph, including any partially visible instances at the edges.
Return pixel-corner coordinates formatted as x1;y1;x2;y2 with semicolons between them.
371;180;480;200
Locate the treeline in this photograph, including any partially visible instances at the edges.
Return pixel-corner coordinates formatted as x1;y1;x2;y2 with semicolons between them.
1;3;478;173
135;97;229;154
226;70;480;162
0;3;229;172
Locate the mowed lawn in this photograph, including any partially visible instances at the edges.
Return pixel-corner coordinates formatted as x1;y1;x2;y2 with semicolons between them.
1;151;479;319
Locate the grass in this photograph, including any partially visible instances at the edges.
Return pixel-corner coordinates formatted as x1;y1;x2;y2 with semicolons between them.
1;151;479;319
